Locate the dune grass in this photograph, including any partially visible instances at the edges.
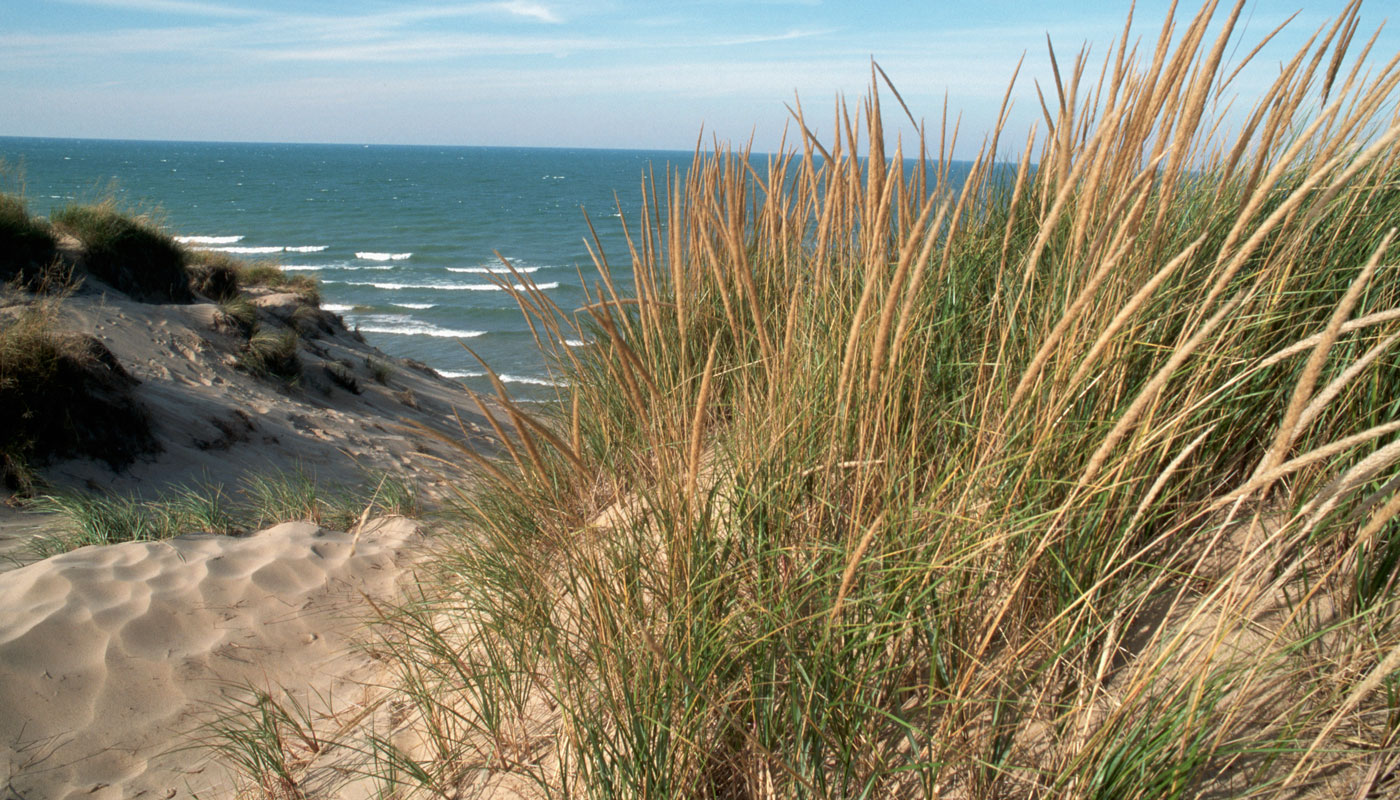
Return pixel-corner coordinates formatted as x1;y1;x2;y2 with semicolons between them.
0;298;158;492
0;192;59;288
357;1;1400;797
52;201;194;303
28;468;421;556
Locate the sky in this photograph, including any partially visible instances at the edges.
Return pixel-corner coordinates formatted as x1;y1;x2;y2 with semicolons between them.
2;0;1396;156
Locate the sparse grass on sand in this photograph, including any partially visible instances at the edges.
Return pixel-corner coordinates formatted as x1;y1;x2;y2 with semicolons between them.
27;468;421;557
344;1;1400;798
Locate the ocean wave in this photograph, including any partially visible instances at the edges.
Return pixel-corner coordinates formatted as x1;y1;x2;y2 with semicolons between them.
322;303;354;312
446;265;542;274
202;244;328;254
281;264;393;271
392;302;437;309
437;370;556;386
356;324;485;339
355;251;413;261
175;234;243;244
564;338;590;347
344;280;559;292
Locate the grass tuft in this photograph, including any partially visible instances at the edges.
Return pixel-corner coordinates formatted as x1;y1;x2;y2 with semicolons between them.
240;328;302;381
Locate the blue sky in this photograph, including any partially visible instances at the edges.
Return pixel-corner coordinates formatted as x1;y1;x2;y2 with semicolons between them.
2;1;1394;155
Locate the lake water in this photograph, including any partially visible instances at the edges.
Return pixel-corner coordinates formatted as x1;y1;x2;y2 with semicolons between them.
1;136;691;398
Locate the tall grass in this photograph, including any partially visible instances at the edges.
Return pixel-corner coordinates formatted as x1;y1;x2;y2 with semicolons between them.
365;1;1400;797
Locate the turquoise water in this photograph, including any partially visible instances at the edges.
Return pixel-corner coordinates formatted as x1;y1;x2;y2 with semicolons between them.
1;136;690;397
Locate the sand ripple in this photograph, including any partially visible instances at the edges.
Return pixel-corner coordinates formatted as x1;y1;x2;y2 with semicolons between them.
0;517;421;799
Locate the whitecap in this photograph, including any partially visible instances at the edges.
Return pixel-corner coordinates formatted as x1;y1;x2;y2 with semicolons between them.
355;251;413;261
356;324;485;339
500;374;557;386
322;303;354;312
439;369;486;379
176;234;243;244
392;302;437;309
345;280;559;292
202;245;328;254
446;265;541;274
207;245;285;254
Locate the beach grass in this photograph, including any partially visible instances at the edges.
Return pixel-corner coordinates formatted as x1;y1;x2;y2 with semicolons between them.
0;298;157;492
27;468;422;556
360;1;1400;797
52;200;194;303
0;192;59;289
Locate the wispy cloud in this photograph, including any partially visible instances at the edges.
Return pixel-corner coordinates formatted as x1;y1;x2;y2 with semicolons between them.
712;28;835;46
54;0;268;18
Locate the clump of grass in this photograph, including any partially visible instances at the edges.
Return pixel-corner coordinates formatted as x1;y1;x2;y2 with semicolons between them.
0;300;157;491
240;328;302;381
0;193;58;288
186;249;243;302
365;358;392;385
324;361;360;394
201;687;328;800
52;201;193;303
215;294;258;337
377;2;1400;797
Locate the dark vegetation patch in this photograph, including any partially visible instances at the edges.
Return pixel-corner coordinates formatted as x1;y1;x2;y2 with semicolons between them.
186;250;242;302
325;361;361;393
0;305;159;490
52;203;194;304
0;194;59;290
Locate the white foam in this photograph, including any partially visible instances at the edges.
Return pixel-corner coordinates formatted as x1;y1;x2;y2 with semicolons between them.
175;234;243;244
446;265;541;274
392;302;437;309
356;251;413;261
209;246;285;254
322;303;354;312
282;264;392;271
345;281;559;292
202;245;328;254
439;369;485;379
500;374;557;386
356;324;485;339
436;370;556;385
564;338;589;347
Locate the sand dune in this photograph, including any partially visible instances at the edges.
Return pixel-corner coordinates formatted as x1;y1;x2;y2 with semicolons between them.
0;516;422;799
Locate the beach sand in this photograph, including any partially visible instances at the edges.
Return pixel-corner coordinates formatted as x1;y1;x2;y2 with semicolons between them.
0;261;503;796
0;516;422;799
